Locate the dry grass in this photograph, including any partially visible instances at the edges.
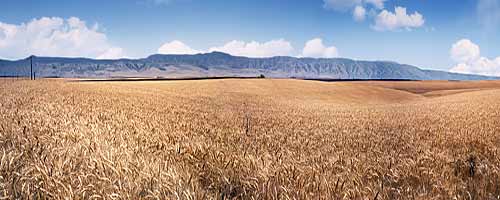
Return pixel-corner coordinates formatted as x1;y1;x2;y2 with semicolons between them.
1;78;500;199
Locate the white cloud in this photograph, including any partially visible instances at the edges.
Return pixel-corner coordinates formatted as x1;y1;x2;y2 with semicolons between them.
97;47;126;59
208;39;294;57
301;38;339;58
0;17;125;59
157;39;294;58
323;0;424;31
372;6;425;31
450;39;480;63
353;6;367;21
449;39;500;76
156;38;342;59
157;40;201;55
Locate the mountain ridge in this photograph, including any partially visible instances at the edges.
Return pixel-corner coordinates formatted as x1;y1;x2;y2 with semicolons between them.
0;52;497;80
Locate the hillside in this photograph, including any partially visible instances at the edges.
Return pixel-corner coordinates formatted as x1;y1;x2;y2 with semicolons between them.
0;52;497;80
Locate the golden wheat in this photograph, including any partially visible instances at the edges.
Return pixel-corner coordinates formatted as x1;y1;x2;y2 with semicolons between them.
1;78;500;199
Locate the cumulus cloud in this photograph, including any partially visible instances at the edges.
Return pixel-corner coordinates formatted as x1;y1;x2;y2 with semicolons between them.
450;39;480;63
0;17;125;59
449;39;500;76
372;6;425;31
353;6;367;21
323;0;424;31
157;40;201;55
97;48;127;60
208;39;294;57
157;38;342;59
157;39;294;58
301;38;339;58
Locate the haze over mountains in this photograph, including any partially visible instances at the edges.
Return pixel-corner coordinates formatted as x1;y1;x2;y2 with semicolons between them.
0;52;497;80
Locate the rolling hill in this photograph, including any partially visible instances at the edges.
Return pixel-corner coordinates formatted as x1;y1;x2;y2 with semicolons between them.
2;78;500;199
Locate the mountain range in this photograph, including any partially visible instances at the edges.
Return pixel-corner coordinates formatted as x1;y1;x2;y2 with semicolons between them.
0;52;497;80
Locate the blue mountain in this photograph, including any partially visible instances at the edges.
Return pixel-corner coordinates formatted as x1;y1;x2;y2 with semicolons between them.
0;52;497;80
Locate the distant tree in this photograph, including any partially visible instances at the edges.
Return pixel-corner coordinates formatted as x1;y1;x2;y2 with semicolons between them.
258;74;265;79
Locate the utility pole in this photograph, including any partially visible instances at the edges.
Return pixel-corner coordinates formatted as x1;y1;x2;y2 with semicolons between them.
30;56;33;80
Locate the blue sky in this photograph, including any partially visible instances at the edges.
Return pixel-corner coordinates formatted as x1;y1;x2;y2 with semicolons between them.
0;0;499;75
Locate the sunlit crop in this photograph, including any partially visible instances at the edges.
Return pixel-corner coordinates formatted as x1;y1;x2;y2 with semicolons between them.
1;78;499;199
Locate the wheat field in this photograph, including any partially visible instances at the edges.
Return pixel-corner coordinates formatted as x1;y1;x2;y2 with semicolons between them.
1;78;500;199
